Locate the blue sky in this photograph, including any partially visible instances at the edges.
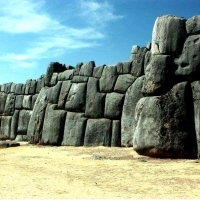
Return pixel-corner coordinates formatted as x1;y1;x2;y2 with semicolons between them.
0;0;200;84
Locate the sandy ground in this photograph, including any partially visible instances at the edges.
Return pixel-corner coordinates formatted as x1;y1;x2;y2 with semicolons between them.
0;143;200;199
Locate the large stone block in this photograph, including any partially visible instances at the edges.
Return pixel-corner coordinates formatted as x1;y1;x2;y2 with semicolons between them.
57;70;74;81
10;83;16;93
84;118;112;146
62;112;87;146
71;76;88;83
92;65;105;78
191;81;200;158
10;110;19;140
15;84;24;95
142;55;173;95
45;62;66;86
4;93;15;116
0;92;7;114
25;79;36;95
4;83;12;94
0;116;12;140
186;16;200;35
17;110;32;135
79;61;95;77
151;15;186;55
104;93;124;119
27;88;49;144
50;73;58;86
175;35;200;80
133;82;197;158
46;81;62;104
85;77;105;118
114;74;136;94
131;47;148;77
41;104;66;145
111;120;121;147
65;83;87;112
36;75;45;93
117;62;131;74
23;95;32;110
99;65;118;93
121;76;145;147
15;95;23;110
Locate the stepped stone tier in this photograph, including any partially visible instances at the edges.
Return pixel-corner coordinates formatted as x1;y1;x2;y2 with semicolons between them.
1;14;200;158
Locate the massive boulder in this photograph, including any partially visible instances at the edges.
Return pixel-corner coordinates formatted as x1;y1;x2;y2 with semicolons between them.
133;82;197;158
142;55;173;95
121;76;145;147
175;35;200;80
186;16;200;35
151;15;186;55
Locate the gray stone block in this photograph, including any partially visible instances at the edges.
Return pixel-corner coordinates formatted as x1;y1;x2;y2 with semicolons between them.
79;61;95;77
121;76;145;147
104;92;124;119
151;15;186;55
111;120;121;147
0;92;7;114
84;118;112;146
23;95;32;110
92;65;105;78
62;112;87;146
0;116;12;140
117;62;131;74
186;16;200;35
27;88;48;144
15;95;23;110
36;75;45;93
10;83;16;93
100;65;118;93
85;77;105;118
41;104;66;145
65;83;87;112
71;76;88;83
15;84;24;95
17;110;32;135
57;81;72;109
50;73;58;86
32;94;38;109
114;74;136;94
4;93;15;116
46;81;62;104
10;110;19;140
57;70;74;81
133;82;197;158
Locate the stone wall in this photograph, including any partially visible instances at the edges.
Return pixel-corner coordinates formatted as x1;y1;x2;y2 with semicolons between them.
1;15;200;158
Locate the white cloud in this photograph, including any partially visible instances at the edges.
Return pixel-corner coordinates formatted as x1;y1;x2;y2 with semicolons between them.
0;0;123;70
78;0;123;27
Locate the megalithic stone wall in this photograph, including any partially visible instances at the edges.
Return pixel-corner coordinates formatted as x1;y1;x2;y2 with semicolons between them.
1;14;200;159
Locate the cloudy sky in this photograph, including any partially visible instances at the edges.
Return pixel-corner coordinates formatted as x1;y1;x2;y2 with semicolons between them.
0;0;200;84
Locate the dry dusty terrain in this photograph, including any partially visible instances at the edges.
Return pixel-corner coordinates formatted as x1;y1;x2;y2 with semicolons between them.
0;143;200;199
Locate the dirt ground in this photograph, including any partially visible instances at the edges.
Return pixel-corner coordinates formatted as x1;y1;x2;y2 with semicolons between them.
0;143;200;199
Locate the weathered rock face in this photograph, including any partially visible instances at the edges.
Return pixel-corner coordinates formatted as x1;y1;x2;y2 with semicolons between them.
151;15;186;55
133;82;197;158
1;14;200;159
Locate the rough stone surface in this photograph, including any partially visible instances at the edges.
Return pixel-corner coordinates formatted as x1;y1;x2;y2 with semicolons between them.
27;88;49;144
62;112;87;146
114;74;136;94
23;95;32;110
151;15;186;55
0;116;12;140
50;73;58;86
142;55;173;95
0;92;7;114
71;76;88;83
15;84;24;95
133;82;197;158
65;83;87;112
57;81;71;109
10;110;19;140
84;119;112;146
41;104;66;145
175;35;200;80
93;65;105;78
85;77;105;118
57;70;74;81
4;93;15;116
131;47;148;77
111;120;121;147
79;61;95;77
121;76;145;147
117;62;132;74
15;95;23;110
186;16;200;35
36;75;45;93
17;110;32;135
100;65;118;93
104;93;124;119
191;81;200;158
46;81;62;104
